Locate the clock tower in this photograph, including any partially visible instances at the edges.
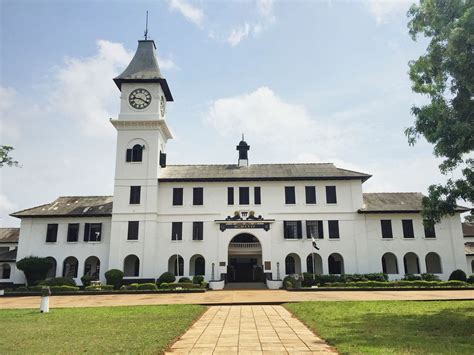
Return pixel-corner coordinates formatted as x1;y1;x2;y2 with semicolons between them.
108;39;173;276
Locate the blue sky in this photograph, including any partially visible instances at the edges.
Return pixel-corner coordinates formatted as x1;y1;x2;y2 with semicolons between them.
0;0;464;226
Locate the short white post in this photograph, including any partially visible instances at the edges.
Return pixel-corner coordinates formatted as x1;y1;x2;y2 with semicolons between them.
40;286;51;313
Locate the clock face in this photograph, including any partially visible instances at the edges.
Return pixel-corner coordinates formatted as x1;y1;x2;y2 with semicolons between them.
160;95;166;117
129;88;152;110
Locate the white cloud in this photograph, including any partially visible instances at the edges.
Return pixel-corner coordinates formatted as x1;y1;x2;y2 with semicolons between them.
0;87;21;140
157;54;178;70
366;0;412;24
227;24;252;47
0;194;17;216
169;0;204;27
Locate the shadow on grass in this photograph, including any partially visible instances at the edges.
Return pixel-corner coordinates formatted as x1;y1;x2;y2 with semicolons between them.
288;301;474;354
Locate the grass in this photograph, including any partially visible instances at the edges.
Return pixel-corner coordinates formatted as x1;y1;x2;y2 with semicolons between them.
0;304;204;354
285;300;474;354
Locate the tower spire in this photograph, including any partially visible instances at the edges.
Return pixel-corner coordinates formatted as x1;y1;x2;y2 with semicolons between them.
236;136;250;167
144;11;149;40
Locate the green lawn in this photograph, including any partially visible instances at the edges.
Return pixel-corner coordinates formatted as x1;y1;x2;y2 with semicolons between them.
286;301;474;354
0;304;204;354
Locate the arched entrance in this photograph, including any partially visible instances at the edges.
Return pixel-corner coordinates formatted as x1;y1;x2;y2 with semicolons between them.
227;233;263;282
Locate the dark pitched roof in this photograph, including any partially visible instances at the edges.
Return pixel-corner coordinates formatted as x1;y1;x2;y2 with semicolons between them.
462;222;474;237
359;192;470;214
158;163;371;182
465;242;474;256
113;40;173;101
0;248;17;262
11;196;113;218
0;228;19;243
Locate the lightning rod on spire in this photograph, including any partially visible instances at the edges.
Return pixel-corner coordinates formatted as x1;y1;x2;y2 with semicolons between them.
144;11;149;40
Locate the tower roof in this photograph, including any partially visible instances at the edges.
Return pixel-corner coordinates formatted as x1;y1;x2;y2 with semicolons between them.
113;40;173;101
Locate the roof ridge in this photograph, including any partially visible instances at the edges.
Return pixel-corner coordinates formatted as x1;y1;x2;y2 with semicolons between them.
363;192;423;194
58;195;113;198
165;163;336;167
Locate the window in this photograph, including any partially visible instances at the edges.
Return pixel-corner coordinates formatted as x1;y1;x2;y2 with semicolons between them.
305;186;316;204
285;255;296;274
380;220;393;239
306;220;323;239
84;223;102;242
283;221;302;239
129;186;141;204
192;222;203;240
46;224;58;243
254;187;261;205
127;221;139;240
2;264;11;279
193;187;203;205
326;186;337;204
126;144;143;162
171;222;182;241
172;188;183;206
402;219;414;238
328;220;340;239
285;186;296;204
67;223;79;242
63;257;78;278
159;151;166;167
124;255;140;277
239;187;249;205
424;220;436;238
227;187;234;205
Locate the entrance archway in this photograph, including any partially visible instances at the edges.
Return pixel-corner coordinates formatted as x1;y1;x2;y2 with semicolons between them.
228;233;263;282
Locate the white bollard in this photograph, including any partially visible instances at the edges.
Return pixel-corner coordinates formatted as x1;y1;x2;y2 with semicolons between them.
40;286;51;313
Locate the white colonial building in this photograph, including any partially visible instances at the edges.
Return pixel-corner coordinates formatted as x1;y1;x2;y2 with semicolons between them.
11;39;469;286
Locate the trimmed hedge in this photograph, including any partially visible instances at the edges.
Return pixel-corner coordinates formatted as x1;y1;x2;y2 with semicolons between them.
84;285;114;291
137;283;158;291
105;269;124;289
193;276;204;285
322;280;469;288
16;256;53;286
449;269;467;282
468;274;474;284
80;275;96;287
157;272;176;285
159;282;201;290
50;286;80;293
39;277;76;287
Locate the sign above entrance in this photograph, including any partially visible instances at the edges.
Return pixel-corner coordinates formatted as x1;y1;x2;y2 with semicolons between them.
215;211;275;232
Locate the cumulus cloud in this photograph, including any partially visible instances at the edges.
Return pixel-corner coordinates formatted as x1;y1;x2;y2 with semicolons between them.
169;0;204;27
365;0;412;24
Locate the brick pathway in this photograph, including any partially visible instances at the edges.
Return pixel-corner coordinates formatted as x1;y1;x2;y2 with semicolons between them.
166;305;335;354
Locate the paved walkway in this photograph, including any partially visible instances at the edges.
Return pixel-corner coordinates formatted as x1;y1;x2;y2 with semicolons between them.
166;305;335;354
1;289;472;309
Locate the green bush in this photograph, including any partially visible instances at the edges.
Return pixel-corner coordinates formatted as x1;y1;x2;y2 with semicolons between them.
193;275;204;284
50;285;80;293
314;274;344;285
200;281;208;289
137;283;158;290
126;283;139;290
16;286;29;292
403;273;422;281
158;282;201;290
101;285;114;291
283;275;296;289
442;280;468;287
157;272;176;285
421;273;440;281
84;285;102;291
28;285;43;292
468;274;474;284
40;277;76;287
448;269;467;282
158;282;174;289
178;277;191;283
104;269;124;289
80;275;96;287
16;256;53;286
302;273;317;287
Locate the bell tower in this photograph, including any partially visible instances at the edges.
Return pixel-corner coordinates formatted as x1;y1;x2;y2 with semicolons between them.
108;38;173;275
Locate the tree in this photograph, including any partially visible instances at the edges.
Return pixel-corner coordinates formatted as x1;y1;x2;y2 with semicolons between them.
0;145;19;167
406;0;473;222
16;256;53;286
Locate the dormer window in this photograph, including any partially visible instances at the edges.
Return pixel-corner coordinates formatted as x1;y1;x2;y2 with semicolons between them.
126;144;144;162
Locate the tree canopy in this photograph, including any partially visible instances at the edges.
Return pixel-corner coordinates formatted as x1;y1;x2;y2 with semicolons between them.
406;0;473;222
0;145;19;168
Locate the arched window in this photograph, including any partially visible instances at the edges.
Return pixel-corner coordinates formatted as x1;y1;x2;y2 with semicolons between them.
403;252;420;274
63;257;79;278
84;256;101;279
285;255;295;274
45;257;57;279
126;144;143;162
189;255;205;276
168;255;184;276
328;253;344;274
1;264;11;279
425;252;442;274
124;255;140;277
381;253;399;274
306;253;323;274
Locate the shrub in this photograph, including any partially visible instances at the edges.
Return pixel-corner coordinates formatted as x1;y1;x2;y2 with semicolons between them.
283;275;296;289
302;273;316;287
448;269;467;282
28;285;43;292
193;275;204;285
158;282;174;289
16;256;53;286
200;281;208;289
421;273;440;281
157;272;176;285
314;274;344;285
101;285;114;291
50;285;80;293
40;277;76;287
137;283;158;291
468;274;474;284
403;273;422;281
104;269;124;289
175;282;200;289
85;285;102;291
443;280;468;287
127;283;139;290
120;285;128;290
80;275;96;287
16;286;29;292
178;277;191;283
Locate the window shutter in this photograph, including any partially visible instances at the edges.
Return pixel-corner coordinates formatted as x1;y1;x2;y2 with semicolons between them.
297;221;303;239
126;149;132;162
84;223;90;242
318;221;324;239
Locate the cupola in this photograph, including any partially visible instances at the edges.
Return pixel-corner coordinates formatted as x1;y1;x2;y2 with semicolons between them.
236;135;250;167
